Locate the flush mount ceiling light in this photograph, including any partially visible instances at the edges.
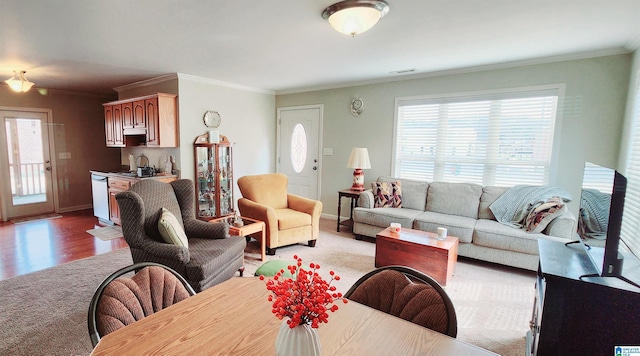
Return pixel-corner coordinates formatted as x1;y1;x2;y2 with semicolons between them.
5;70;35;93
322;0;389;37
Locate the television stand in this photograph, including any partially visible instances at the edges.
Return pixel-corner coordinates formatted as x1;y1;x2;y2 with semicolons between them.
527;239;640;355
579;273;640;290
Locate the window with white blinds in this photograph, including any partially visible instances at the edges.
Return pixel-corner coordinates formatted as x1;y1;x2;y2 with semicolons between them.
394;88;560;186
621;73;640;257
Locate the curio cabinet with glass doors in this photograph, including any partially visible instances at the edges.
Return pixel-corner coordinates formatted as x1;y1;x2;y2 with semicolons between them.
194;133;234;220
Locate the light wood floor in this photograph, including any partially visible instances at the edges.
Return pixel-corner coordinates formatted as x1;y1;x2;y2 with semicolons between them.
0;209;128;281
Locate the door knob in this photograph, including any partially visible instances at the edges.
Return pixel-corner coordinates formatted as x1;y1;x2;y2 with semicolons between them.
46;167;51;171
313;166;317;170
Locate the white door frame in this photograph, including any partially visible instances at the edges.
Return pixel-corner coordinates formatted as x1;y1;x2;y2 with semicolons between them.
0;107;59;221
276;104;323;199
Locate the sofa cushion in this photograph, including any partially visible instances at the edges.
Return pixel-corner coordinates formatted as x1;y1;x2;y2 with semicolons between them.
474;219;567;255
372;181;402;208
275;208;312;230
377;176;428;211
426;182;483;219
413;211;475;243
353;207;423;229
478;186;509;220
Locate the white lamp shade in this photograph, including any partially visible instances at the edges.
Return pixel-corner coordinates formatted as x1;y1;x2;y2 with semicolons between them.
328;7;382;36
5;71;34;93
322;0;389;37
347;147;371;169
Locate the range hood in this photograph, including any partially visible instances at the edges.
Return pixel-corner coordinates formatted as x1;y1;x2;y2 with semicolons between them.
123;127;147;135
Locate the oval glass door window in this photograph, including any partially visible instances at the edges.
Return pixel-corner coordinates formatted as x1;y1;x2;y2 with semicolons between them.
290;124;307;173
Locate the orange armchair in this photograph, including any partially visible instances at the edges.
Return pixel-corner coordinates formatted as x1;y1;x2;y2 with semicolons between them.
237;173;322;255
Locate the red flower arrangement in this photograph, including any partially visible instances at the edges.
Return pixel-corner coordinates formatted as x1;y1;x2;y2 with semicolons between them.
259;255;348;329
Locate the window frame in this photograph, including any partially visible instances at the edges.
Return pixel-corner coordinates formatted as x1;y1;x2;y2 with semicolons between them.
392;84;566;186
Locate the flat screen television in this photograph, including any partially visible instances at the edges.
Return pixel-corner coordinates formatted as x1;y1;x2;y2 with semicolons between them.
576;162;627;278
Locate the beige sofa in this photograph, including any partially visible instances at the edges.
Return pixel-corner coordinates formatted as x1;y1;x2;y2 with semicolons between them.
353;176;577;271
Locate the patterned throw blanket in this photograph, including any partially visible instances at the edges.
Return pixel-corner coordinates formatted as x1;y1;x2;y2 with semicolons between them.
490;185;572;232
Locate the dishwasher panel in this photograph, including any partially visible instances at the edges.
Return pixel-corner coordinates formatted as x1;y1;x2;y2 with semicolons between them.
91;174;111;224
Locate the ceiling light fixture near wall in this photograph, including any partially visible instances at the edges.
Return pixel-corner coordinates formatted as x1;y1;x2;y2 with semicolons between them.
5;71;35;93
322;0;389;37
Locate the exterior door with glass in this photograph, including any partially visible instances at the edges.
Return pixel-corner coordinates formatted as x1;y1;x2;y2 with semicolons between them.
277;105;322;200
0;109;55;220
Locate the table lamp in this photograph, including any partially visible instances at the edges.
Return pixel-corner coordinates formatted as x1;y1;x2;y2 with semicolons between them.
347;147;371;191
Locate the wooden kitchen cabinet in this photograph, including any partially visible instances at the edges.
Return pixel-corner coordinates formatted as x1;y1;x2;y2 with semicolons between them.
104;104;125;147
108;177;133;225
122;102;133;130
145;97;159;146
103;93;177;148
132;100;146;128
194;133;234;220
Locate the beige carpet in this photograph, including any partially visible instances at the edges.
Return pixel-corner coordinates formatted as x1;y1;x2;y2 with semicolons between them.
0;218;535;355
242;218;536;356
86;225;123;241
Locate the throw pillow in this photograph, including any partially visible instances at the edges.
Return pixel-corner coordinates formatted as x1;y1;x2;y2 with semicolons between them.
525;197;567;233
158;208;189;247
372;181;402;208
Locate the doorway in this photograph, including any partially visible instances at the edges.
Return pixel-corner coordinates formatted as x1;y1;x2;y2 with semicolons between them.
0;109;55;220
277;105;323;200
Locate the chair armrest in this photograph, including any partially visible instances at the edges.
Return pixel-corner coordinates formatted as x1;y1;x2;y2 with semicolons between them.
137;238;191;263
543;210;577;239
358;189;374;208
288;194;323;240
238;197;278;243
184;219;230;239
288;194;322;217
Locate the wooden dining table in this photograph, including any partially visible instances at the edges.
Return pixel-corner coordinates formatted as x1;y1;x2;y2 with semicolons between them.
90;277;497;355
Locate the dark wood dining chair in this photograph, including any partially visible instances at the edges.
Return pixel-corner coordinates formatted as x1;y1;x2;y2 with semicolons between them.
344;265;458;337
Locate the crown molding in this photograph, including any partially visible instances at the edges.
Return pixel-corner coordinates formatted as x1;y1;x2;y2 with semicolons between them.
276;47;632;95
626;30;640;51
1;83;114;98
113;74;178;93
176;73;275;95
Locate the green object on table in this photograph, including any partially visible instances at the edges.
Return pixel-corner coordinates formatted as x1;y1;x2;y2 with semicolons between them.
254;260;295;278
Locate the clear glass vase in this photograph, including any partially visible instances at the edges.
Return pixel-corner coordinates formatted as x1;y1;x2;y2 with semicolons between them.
275;320;321;356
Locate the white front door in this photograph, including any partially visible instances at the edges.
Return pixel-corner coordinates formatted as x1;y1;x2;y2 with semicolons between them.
0;109;55;220
277;105;322;200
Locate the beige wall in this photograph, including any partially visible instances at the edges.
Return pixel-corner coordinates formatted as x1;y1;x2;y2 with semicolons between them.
177;76;276;206
0;88;120;213
620;50;640;172
0;53;632;218
276;54;632;216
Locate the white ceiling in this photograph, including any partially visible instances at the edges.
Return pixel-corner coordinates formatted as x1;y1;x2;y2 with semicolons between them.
2;0;640;95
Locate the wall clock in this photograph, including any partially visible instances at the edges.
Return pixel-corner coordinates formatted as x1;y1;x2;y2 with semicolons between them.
351;97;364;116
203;110;222;128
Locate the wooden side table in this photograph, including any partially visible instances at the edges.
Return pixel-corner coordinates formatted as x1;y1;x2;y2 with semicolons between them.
209;216;266;261
337;189;361;232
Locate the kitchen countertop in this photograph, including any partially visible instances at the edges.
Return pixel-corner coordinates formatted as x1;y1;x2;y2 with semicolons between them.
90;170;179;180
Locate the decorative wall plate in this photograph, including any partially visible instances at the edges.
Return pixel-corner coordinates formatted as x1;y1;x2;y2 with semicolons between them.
351;97;364;116
203;110;222;128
